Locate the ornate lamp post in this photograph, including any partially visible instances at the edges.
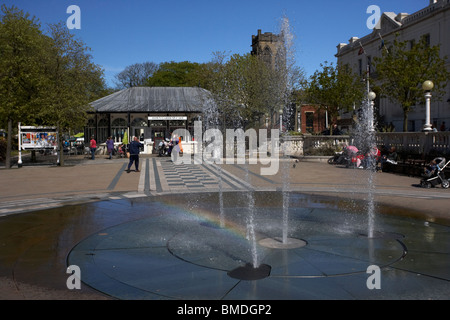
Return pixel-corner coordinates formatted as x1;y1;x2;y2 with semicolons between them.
422;80;434;132
368;91;376;132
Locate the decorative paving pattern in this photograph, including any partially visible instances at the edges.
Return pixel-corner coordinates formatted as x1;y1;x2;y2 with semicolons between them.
161;161;217;188
153;159;251;192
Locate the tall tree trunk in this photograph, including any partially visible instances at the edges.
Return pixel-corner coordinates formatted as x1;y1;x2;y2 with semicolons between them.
403;110;409;132
5;119;12;169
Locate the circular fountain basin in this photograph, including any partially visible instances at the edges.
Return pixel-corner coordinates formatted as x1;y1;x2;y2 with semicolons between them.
67;191;450;300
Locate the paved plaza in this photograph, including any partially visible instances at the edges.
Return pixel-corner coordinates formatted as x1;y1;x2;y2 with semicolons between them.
0;154;449;300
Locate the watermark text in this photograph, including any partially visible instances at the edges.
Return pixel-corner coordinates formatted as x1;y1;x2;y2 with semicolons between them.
170;121;280;176
66;5;81;30
66;265;81;290
367;5;381;30
366;265;381;290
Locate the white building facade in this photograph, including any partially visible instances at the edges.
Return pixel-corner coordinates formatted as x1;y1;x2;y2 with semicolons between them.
336;0;450;132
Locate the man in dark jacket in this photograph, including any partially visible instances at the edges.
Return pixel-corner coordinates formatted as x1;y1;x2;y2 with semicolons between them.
127;136;144;173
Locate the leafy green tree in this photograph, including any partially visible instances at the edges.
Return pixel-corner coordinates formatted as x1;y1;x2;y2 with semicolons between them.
305;61;364;134
214;54;248;128
208;52;295;130
0;5;49;168
374;36;450;132
146;61;204;87
39;22;106;166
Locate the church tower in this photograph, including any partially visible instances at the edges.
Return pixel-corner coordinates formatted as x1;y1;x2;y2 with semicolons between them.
251;29;282;68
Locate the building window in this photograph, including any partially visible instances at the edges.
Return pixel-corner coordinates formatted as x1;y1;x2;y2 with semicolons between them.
262;46;272;66
86;118;95;142
305;112;314;133
97;118;108;143
358;59;363;76
168;120;186;127
150;120;166;127
131;118;148;142
111;118;127;143
422;34;431;47
409;120;416;132
131;118;148;127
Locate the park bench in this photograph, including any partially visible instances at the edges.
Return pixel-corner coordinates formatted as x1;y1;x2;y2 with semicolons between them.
382;155;425;177
383;155;450;177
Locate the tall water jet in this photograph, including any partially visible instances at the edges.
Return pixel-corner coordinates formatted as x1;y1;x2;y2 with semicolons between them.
218;166;225;228
198;90;226;228
258;15;307;250
353;65;378;239
246;187;259;268
227;140;273;280
242;138;259;267
204;54;263;268
281;143;291;244
276;15;296;244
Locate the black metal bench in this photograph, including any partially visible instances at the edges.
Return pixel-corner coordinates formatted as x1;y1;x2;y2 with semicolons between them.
382;158;427;177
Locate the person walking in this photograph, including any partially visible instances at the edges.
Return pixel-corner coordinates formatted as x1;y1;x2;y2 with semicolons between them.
127;136;143;173
106;136;114;159
90;136;97;160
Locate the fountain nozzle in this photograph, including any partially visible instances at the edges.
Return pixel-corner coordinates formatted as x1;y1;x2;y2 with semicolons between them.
228;263;271;281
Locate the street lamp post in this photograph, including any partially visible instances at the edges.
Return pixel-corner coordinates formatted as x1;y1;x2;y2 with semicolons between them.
368;91;376;132
279;108;283;133
422;80;434;132
18;122;22;168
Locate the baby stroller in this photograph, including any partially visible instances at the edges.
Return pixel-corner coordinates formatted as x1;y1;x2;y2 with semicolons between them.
116;144;125;158
344;146;365;169
420;157;450;189
328;150;346;165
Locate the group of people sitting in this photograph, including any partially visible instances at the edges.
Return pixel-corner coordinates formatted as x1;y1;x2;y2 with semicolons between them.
343;144;446;177
343;144;398;171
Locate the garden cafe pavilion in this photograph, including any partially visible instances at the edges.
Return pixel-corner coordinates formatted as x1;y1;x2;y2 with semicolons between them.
85;87;216;153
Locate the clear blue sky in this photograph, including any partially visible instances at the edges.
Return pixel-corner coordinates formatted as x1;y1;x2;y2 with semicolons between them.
2;0;427;87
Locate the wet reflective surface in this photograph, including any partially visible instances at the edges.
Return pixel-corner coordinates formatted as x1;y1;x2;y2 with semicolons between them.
58;192;450;300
